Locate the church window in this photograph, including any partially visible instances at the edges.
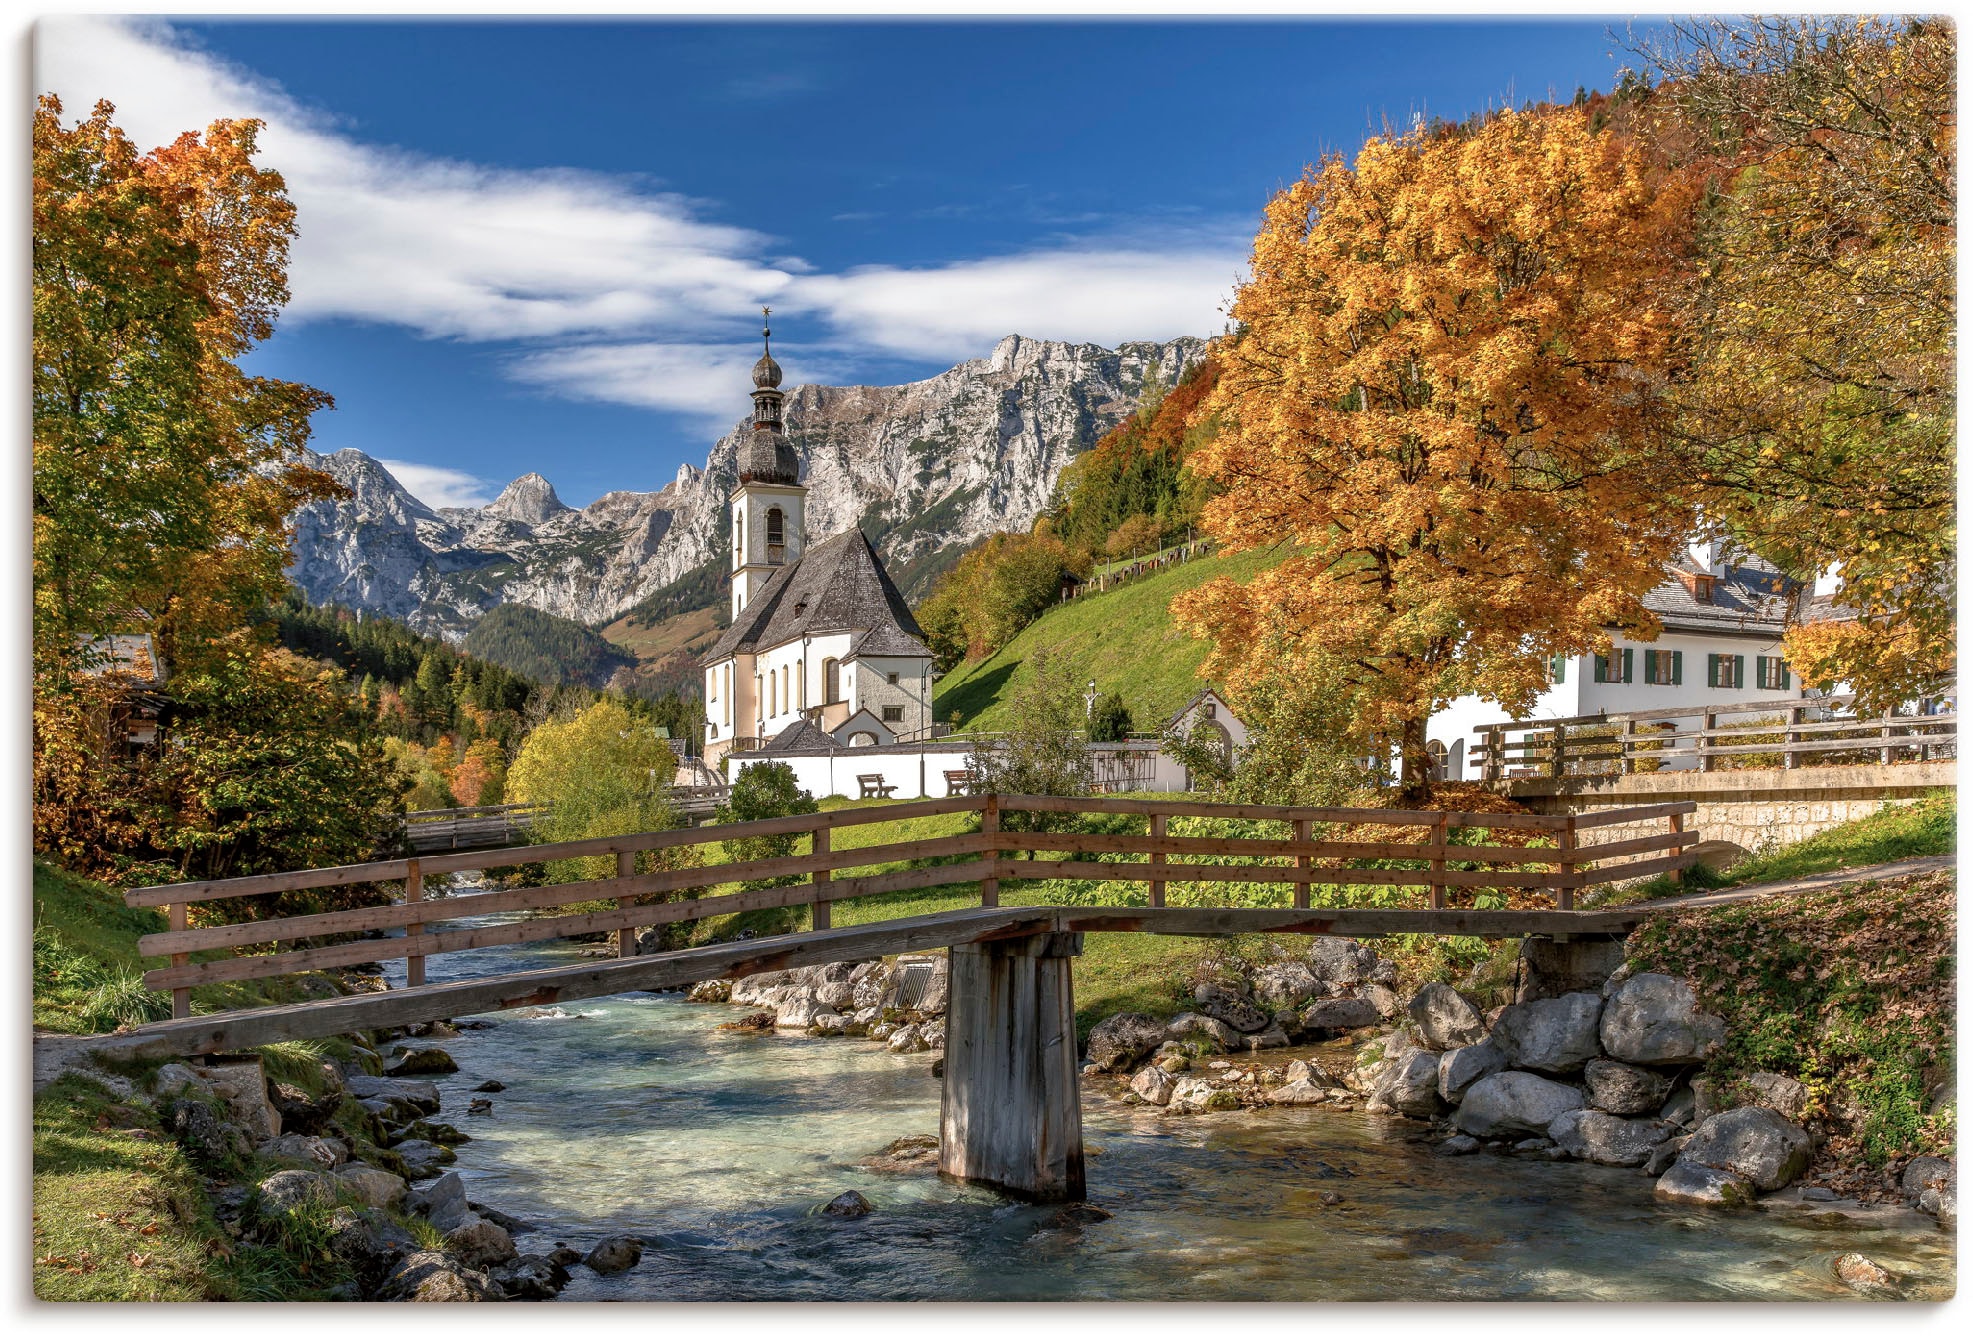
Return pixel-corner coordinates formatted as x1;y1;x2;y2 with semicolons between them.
766;507;785;546
781;665;789;711
886;672;899;686
767;672;775;717
882;706;904;724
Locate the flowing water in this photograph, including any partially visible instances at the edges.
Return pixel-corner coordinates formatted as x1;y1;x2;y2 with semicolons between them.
380;915;1955;1302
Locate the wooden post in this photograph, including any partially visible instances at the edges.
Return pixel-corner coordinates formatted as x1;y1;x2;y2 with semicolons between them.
1148;812;1168;908
616;850;637;958
1621;717;1638;776
1428;812;1448;911
1556;816;1577;911
810;826;831;931
1880;713;1896;765
1480;726;1502;783
1785;706;1803;770
1292;816;1311;911
1550;724;1567;779
1667;812;1685;888
939;932;1085;1202
1698;712;1717;773
979;795;1000;908
168;902;191;1019
404;859;425;987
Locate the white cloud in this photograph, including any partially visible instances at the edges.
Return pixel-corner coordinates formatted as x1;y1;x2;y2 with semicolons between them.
33;17;1245;414
378;459;498;510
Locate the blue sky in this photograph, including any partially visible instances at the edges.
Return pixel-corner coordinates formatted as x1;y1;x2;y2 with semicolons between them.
37;16;1643;509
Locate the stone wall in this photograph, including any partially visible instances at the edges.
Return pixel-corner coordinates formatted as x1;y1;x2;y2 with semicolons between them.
1503;762;1952;859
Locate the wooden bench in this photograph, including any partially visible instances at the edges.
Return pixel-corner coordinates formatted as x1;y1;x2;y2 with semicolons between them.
857;774;898;800
944;770;973;796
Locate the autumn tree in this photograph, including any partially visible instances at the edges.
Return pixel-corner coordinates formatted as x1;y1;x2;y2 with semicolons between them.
1638;18;1956;710
1175;107;1702;803
915;526;1083;667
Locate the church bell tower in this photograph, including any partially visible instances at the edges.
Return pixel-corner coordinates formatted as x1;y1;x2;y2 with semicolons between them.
731;307;806;619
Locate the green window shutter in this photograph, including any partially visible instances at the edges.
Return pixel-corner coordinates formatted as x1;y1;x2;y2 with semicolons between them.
1707;653;1721;687
1671;650;1683;686
1593;654;1608;684
1623;648;1634;682
1780;664;1791;690
1550;654;1567;684
1733;655;1745;689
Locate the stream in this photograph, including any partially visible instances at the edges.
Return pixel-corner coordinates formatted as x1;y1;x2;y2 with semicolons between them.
378;915;1956;1302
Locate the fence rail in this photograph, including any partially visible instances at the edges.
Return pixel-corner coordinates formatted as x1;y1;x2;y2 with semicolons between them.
1474;693;1956;782
126;795;1696;1019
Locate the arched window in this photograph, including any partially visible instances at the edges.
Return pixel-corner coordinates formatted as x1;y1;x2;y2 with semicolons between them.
823;658;840;704
766;506;785;549
1427;739;1449;782
735;508;744;564
766;671;775;718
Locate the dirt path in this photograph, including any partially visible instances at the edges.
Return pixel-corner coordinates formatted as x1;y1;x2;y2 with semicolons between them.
1627;853;1955;914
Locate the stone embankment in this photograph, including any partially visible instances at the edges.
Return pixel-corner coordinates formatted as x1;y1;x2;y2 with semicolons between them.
84;1020;644;1301
682;956;952;1062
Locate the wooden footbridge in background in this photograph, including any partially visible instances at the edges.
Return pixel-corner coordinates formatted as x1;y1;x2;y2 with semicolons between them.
115;794;1697;1202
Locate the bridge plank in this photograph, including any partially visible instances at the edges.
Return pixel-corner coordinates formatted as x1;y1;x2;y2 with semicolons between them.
1052;906;1640;939
994;857;1583;891
995;832;1577;865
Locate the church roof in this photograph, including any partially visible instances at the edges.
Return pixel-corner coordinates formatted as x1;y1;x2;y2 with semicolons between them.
755;719;839;754
702;528;931;666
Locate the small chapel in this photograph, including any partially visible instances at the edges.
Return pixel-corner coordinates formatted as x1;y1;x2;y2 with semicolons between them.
701;312;938;766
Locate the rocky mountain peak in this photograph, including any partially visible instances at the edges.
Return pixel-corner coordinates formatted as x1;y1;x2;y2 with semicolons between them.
485;472;569;526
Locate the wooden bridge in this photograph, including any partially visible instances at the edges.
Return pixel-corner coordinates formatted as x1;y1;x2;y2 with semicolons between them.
400;786;730;852
117;794;1696;1202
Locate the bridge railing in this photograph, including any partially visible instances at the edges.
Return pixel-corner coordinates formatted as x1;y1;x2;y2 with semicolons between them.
123;794;1696;1018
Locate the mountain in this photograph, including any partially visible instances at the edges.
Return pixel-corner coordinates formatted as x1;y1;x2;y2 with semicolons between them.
285;333;1205;644
461;603;636;690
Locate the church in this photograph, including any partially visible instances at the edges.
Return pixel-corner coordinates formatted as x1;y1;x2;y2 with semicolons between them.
701;313;938;766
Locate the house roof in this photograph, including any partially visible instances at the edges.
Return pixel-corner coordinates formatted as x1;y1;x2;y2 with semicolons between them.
1166;688;1234;730
1640;555;1799;636
755;719;839;754
76;633;168;687
702;527;930;666
830;707;896;745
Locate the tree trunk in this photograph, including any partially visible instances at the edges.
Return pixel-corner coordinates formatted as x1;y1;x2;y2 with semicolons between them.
1397;716;1434;808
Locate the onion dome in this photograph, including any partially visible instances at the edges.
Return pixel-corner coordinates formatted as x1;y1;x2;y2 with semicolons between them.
738;306;799;485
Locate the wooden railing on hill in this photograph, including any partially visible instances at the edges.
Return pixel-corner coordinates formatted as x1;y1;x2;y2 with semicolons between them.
1474;693;1956;782
125;795;1697;1019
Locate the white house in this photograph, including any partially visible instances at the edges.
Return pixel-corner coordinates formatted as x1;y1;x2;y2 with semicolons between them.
702;314;938;767
1429;541;1811;780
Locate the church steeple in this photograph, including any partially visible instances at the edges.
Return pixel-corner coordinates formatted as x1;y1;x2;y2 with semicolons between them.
731;306;805;619
738;307;797;484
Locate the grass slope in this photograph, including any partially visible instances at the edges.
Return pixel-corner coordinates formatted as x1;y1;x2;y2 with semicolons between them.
933;546;1282;733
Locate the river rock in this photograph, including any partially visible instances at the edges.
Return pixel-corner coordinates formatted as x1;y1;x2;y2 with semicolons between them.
1642;1134;1688;1176
583;1235;643;1274
1266;1080;1329;1106
1901;1155;1952;1202
1407;982;1486;1050
379;1249;497;1302
1167;1012;1240;1053
1452;1071;1586;1138
823;1190;873;1218
1584;1059;1674;1116
1170;1078;1241;1114
1242;1023;1290;1051
1742;1071;1810;1122
1300;997;1382;1032
1658;1085;1698;1128
887;1024;931;1054
686;979;731;1003
858;1135;940;1173
1679;1107;1812;1192
394;1139;456;1180
1438;1042;1508;1103
345;1075;442;1116
446;1217;518;1270
201;1059;282;1139
256;1169;335;1217
730;970;793;1006
1306;937;1365;985
385;1047;459;1077
335;1162;409;1210
816;981;856;1011
1547;1109;1675;1166
918;956;950;1015
1436;1134;1482;1157
258;1134;346;1169
1832;1252;1902;1298
1129;1065;1177;1106
1490;993;1604;1074
152;1063;202;1099
165;1099;234;1169
323;1205;418;1282
492;1254;569;1301
1599;973;1724;1066
1360;983;1404;1019
1369;1051;1445;1119
402;1118;471;1146
1086;1013;1168;1072
409;1171;470;1230
1653;1159;1756;1207
268;1081;343;1137
776;995;824;1030
809;1010;846;1036
1251;962;1321;1008
1194;982;1270;1033
851;963;896;1010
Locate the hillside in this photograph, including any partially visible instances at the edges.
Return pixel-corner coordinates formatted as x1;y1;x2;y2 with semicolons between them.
932;546;1282;732
462;602;634;689
599;601;725;699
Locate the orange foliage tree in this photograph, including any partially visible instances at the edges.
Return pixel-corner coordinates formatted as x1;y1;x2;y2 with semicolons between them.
1174;107;1702;802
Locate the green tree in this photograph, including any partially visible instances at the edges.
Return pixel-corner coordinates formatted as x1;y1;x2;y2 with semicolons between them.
965;648;1093;835
506;698;679;881
716;761;820;891
1086;690;1133;743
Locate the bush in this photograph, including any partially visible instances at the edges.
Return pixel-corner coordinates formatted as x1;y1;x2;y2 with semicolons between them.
966;649;1093;835
717;762;819;890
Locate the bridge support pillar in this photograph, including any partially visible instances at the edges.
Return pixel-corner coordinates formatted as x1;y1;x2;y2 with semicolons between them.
1516;935;1627;1001
939;932;1085;1203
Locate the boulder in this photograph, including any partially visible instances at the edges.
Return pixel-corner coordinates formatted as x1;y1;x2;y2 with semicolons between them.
378;1250;496;1302
1251;962;1321;1008
1359;983;1405;1020
1679;1107;1812;1192
335;1162;409;1210
256;1169;335;1217
1546;1109;1675;1167
1642;1134;1688;1177
582;1235;643;1274
815;981;856;1011
151;1063;203;1099
165;1098;234;1169
344;1075;441;1115
851;964;897;1010
1932;1182;1957;1231
1490;993;1604;1074
1832;1252;1902;1298
822;1190;872;1218
1658;1085;1699;1128
808;1011;846;1037
887;1024;931;1054
1742;1071;1810;1122
730;970;793;1006
918;956;950;1015
1438;1042;1508;1104
1086;1013;1168;1073
1408;982;1487;1050
258;1134;346;1169
1266;1080;1330;1106
1306;937;1365;985
492;1254;569;1301
1599;973;1724;1066
268;1081;343;1137
323;1206;418;1282
1169;1078;1241;1114
1129;1066;1176;1106
385;1047;459;1077
1299;997;1382;1032
201;1059;282;1139
1167;1012;1240;1053
1369;1051;1445;1119
1901;1155;1953;1199
1436;1135;1482;1157
1242;1023;1290;1052
1452;1071;1586;1138
394;1139;456;1180
1194;982;1270;1033
445;1217;518;1270
685;979;731;1003
1584;1059;1674;1117
1654;1159;1754;1207
776;995;824;1030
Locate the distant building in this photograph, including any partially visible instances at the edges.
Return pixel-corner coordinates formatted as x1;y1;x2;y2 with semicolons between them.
75;633;170;748
701;313;937;767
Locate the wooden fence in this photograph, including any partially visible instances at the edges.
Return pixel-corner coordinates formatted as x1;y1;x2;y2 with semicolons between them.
125;795;1697;1019
1474;694;1956;782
